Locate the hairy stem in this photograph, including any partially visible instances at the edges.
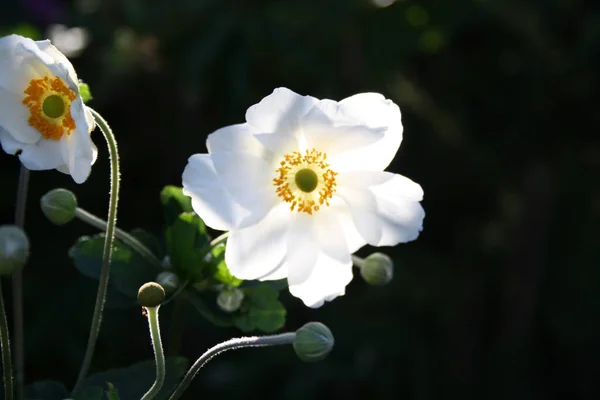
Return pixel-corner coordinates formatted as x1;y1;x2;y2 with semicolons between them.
73;108;120;392
141;307;165;400
168;332;296;400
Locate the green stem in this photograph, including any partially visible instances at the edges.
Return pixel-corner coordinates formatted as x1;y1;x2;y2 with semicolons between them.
73;108;120;392
210;232;229;248
0;282;13;400
168;332;296;400
141;306;165;400
351;255;364;268
12;165;29;400
73;207;162;270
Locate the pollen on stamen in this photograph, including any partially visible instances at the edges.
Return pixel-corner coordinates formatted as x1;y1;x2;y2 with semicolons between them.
273;149;338;215
22;76;77;140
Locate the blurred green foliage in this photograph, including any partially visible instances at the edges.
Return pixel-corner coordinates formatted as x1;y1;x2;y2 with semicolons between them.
1;0;600;399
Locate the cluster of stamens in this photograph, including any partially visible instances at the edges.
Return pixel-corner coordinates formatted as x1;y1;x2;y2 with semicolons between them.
273;149;337;214
23;76;76;140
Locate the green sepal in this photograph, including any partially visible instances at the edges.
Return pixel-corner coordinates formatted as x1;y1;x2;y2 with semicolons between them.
78;81;93;103
165;212;210;281
160;186;193;227
233;284;286;333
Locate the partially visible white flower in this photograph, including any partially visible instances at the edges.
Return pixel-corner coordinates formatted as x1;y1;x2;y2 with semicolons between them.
183;88;425;308
0;34;97;183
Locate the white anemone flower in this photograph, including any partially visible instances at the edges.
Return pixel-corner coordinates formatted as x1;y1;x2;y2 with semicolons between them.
0;34;97;184
183;88;425;307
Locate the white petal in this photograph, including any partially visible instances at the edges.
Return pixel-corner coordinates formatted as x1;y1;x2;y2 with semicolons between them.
288;252;353;308
59;102;95;184
0;35;48;95
183;154;257;231
314;93;403;171
206;123;270;160
0;126;24;154
16;137;64;171
0;87;41;144
245;87;318;134
225;204;291;280
336;171;425;246
210;151;279;222
285;210;353;308
34;39;79;88
300;105;385;168
330;201;367;253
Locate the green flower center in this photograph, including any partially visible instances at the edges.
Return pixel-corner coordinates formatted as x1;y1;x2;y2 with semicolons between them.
295;168;319;193
42;95;65;119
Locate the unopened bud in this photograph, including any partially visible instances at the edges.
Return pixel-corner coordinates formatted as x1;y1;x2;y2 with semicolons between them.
156;271;179;295
360;252;394;286
0;225;30;276
293;322;334;362
41;188;77;225
217;287;244;313
137;282;165;308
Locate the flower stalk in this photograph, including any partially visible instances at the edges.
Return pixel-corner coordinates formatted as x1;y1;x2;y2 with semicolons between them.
12;165;29;400
168;332;296;400
141;306;165;400
73;108;120;392
0;281;13;400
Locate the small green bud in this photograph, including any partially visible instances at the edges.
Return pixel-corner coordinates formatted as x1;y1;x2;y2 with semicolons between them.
137;282;165;308
293;322;334;362
217;287;244;313
40;188;77;225
0;225;30;276
156;271;179;295
360;252;394;286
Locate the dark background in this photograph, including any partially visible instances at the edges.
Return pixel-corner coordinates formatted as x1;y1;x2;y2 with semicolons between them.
1;0;600;399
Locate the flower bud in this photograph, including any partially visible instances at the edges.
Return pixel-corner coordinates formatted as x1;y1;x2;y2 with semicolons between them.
40;188;77;225
156;271;179;295
293;322;334;362
359;252;394;286
217;287;244;313
0;225;30;276
137;282;165;308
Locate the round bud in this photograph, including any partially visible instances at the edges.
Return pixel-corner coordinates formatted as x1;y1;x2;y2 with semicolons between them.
293;322;334;362
0;225;30;276
360;252;394;286
40;188;77;225
156;271;179;295
137;282;165;307
217;287;244;313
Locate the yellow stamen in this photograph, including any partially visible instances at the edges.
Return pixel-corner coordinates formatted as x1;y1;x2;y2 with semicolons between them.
23;76;76;140
273;149;337;215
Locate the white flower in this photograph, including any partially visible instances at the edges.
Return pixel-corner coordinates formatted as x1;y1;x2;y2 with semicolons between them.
0;34;97;183
183;88;425;307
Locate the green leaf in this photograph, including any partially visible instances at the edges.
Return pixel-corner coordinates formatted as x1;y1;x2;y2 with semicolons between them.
208;244;243;287
165;212;210;281
105;382;121;400
24;380;68;400
160;186;193;227
69;234;157;299
233;285;286;333
72;357;188;400
78;81;93;103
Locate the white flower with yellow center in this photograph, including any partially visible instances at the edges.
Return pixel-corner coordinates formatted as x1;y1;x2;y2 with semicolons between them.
0;34;97;183
183;88;425;307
